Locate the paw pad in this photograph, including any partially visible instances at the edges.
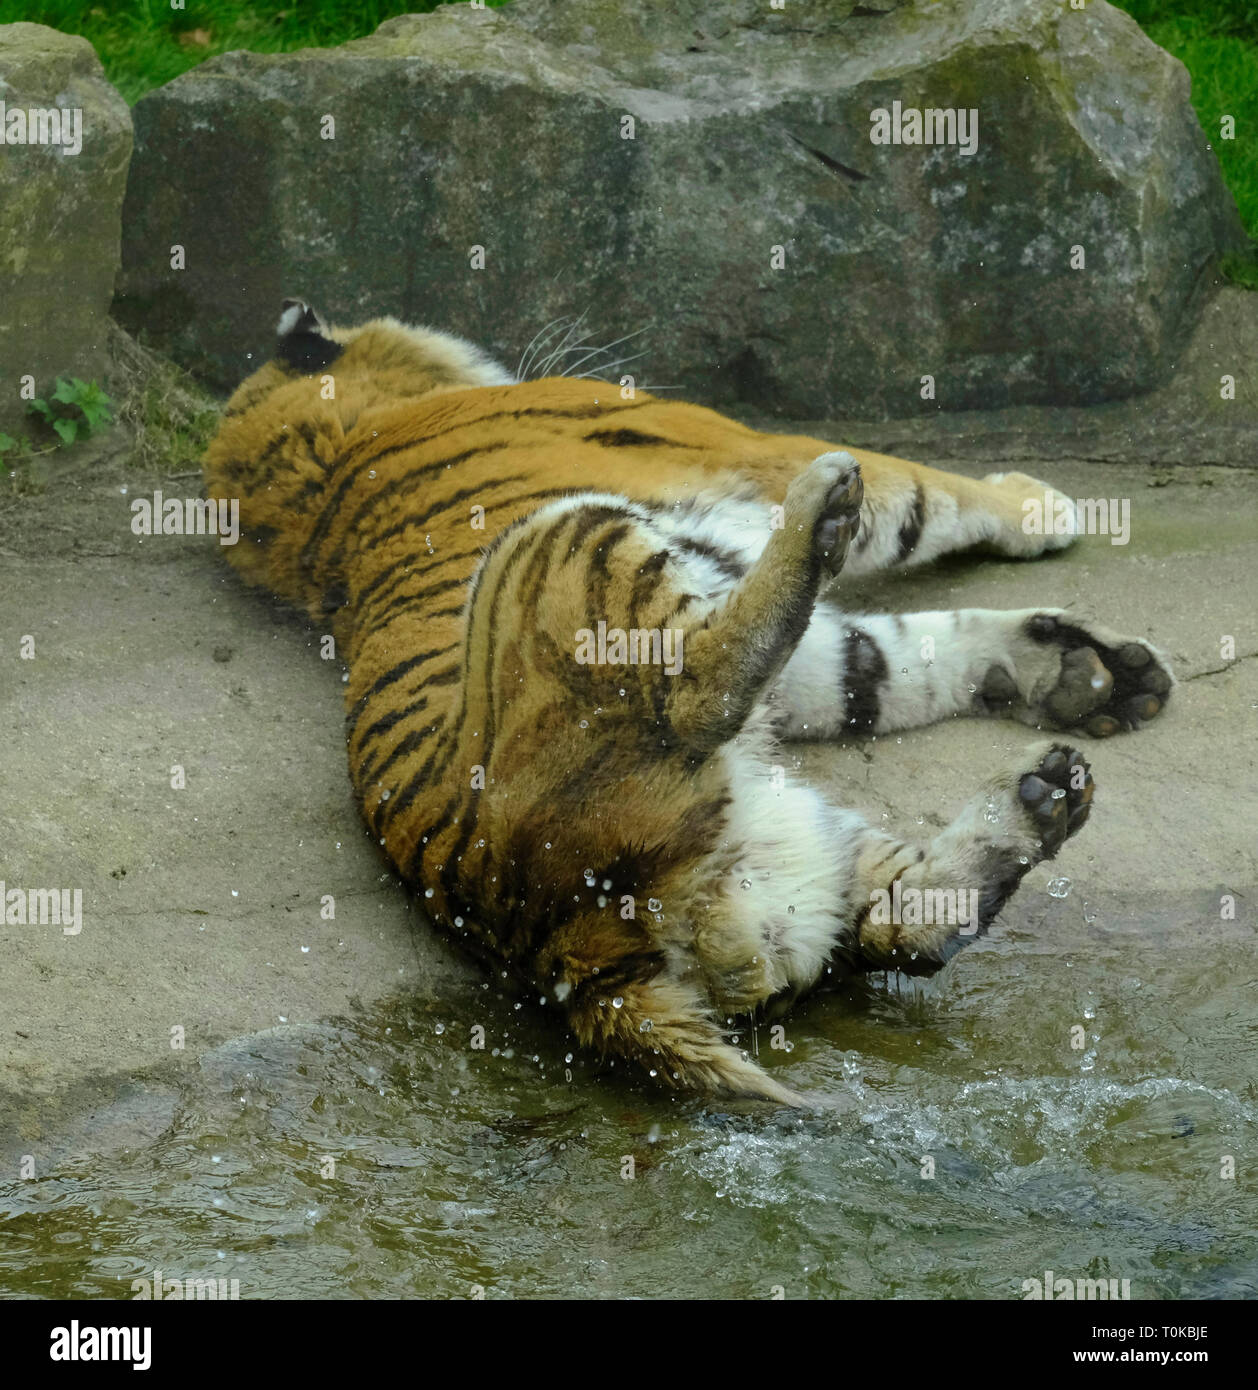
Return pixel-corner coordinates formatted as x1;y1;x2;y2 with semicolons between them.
811;457;863;576
1026;614;1173;735
1018;743;1093;856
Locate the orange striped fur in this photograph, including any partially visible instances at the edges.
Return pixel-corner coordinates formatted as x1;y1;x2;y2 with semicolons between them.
204;306;1171;1104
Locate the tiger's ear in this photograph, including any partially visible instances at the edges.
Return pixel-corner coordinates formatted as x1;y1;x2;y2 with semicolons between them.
275;298;341;373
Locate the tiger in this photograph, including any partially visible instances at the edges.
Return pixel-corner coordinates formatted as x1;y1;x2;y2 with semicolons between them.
203;300;1174;1106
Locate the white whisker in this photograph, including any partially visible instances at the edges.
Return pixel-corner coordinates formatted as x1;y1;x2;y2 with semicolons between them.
516;314;573;382
518;313;581;382
571;349;649;380
558;327;651;380
533;310;592;378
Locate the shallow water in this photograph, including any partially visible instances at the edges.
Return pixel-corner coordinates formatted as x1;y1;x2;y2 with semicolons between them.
2;891;1255;1300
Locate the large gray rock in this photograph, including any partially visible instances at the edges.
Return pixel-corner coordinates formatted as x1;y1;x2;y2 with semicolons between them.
0;24;131;433
115;0;1244;416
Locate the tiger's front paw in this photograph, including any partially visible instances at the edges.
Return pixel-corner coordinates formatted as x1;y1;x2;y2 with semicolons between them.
784;452;863;577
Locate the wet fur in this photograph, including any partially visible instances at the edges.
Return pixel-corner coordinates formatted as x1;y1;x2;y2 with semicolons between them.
204;306;1174;1105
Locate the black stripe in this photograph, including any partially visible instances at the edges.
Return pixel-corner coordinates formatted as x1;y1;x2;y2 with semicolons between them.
841;627;888;733
562;503;636;565
355;550;459;615
424;512;560;892
345;646;456;739
587;521;633;621
893;483;927;564
584;428;684;448
518;512;580;613
324;472;528;580
302;445;500;582
383;522;542;832
358;487;579;624
362;723;443;791
367;576;473;631
630;549;671;618
356;696;430;752
672;534;747;580
569;949;667;1009
314;398;655;576
667;592;698;622
363;401;655;467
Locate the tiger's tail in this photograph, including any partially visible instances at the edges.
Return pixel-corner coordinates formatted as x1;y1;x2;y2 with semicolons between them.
564;974;805;1107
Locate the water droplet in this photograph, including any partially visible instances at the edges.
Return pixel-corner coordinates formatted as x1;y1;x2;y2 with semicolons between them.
647;897;662;912
435;1022;445;1035
424;888;434;899
578;719;589;729
612;996;624;1009
740;879;752;890
1047;875;1072;898
639;1019;653;1032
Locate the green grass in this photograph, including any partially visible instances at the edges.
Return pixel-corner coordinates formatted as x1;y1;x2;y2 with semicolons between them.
0;1;506;104
1114;1;1258;251
1115;1;1258;41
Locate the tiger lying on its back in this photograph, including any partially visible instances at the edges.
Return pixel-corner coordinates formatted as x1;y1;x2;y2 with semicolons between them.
205;301;1173;1105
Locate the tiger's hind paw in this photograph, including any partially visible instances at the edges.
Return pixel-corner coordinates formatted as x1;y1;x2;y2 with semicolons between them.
1022;614;1174;735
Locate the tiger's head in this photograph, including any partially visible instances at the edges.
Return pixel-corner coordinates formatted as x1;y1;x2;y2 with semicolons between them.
260;297;514;400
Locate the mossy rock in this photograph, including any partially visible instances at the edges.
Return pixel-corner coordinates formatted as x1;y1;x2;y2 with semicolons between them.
0;23;132;433
115;0;1244;417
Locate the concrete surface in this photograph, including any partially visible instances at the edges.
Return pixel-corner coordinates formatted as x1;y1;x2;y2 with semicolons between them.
1;436;1256;1144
